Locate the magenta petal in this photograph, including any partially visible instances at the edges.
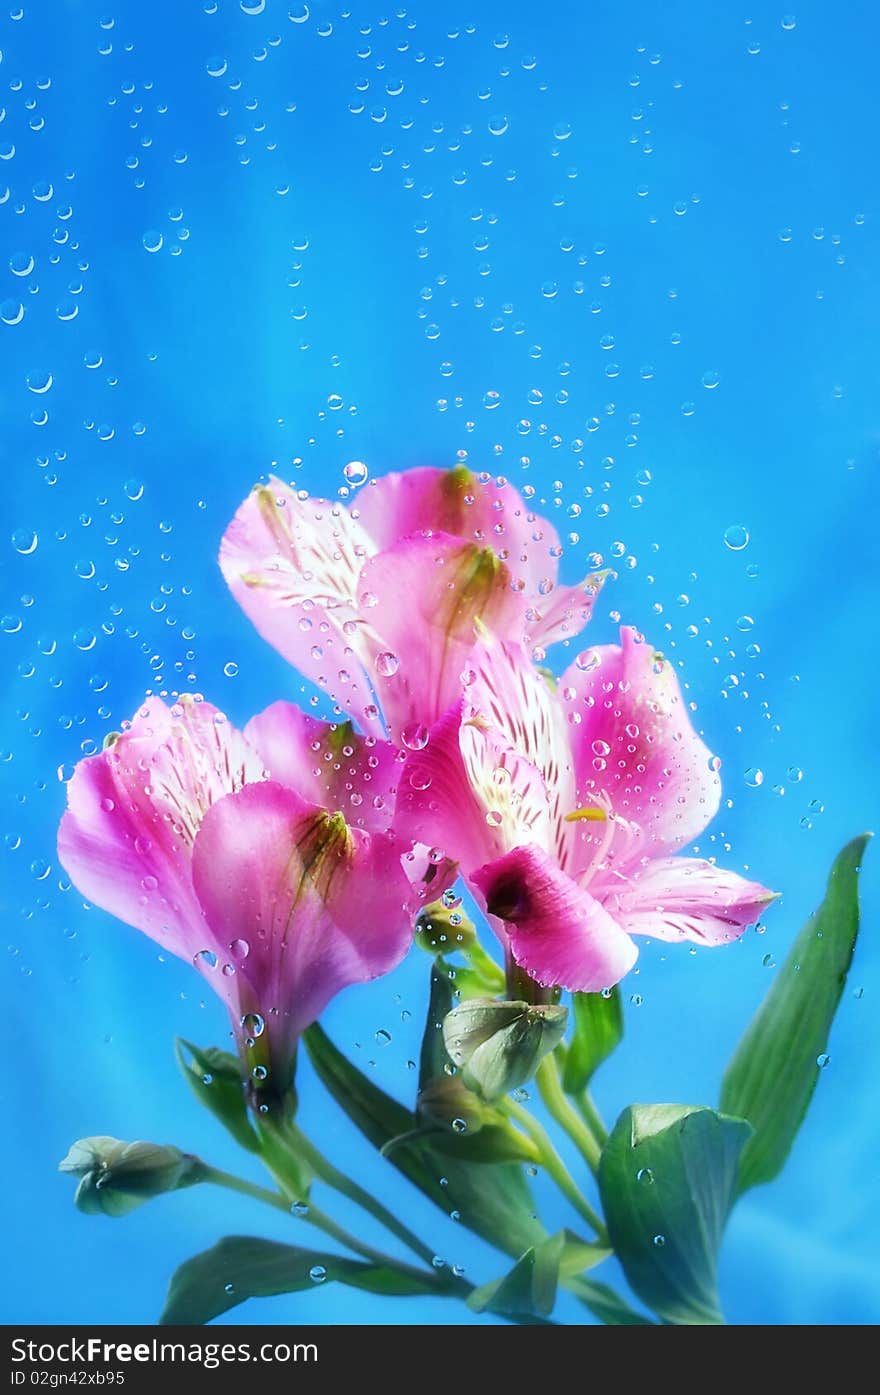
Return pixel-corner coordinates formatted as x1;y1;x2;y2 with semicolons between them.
395;700;500;872
559;626;721;870
191;782;415;1058
353;465;564;601
219;478;381;726
526;573;607;654
57;740;205;956
245;701;402;831
471;844;638;992
357;532;526;739
57;696;261;959
598;856;777;945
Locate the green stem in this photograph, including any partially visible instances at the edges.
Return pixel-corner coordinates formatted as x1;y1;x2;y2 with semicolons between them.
201;1164;460;1297
501;1098;608;1244
576;1089;609;1148
202;1164;297;1216
536;1057;602;1177
279;1119;442;1272
466;940;506;992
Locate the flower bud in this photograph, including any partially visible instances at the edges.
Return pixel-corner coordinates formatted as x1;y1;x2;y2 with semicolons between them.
442;998;568;1101
59;1137;204;1217
415;899;477;954
418;1074;502;1133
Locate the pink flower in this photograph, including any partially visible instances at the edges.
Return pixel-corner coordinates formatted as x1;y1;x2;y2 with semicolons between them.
396;629;776;993
58;696;440;1099
219;466;605;742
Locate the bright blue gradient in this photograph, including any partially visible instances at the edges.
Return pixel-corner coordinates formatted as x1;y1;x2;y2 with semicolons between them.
2;0;877;1326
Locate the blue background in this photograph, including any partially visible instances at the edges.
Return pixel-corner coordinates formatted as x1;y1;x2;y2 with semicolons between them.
2;0;877;1326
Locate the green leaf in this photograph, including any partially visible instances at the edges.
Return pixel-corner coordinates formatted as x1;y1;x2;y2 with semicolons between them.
303;1022;545;1259
175;1040;259;1154
468;1232;565;1320
568;1276;655;1326
418;962;456;1093
563;988;623;1093
598;1104;751;1325
428;1124;538;1165
720;834;870;1194
160;1236;436;1325
558;1230;612;1277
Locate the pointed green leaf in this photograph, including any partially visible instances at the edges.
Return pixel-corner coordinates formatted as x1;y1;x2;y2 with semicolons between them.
418;962;456;1093
558;1230;612;1277
720;834;870;1194
468;1232;565;1320
598;1104;751;1325
175;1040;258;1153
563;988;623;1093
160;1236;436;1325
303;1022;545;1258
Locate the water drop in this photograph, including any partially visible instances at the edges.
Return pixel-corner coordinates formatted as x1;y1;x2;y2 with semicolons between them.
343;460;368;486
402;722;429;751
376;651;399;678
11;528;37;555
723;524;750;551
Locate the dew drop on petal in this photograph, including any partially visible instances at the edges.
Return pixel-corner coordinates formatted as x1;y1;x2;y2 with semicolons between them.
376;651;399;677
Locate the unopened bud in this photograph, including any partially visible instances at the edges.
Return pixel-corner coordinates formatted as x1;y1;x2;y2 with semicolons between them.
442;998;568;1101
415;900;477;955
59;1136;204;1217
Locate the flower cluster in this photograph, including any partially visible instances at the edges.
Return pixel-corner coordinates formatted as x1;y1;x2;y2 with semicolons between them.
59;466;773;1105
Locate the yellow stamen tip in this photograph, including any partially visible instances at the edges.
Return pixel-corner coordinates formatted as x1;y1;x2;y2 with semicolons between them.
564;806;607;823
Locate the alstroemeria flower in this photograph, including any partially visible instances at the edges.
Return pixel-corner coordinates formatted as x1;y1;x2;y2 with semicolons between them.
58;696;440;1098
219;466;605;741
396;629;776;993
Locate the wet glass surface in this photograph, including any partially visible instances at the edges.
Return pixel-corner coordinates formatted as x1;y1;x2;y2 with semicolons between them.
2;0;877;1324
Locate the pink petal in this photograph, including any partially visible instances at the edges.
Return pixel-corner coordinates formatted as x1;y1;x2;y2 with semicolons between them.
459;719;553;855
395;700;501;872
353;466;563;601
219;478;381;728
462;633;576;865
400;843;458;911
245;701;402;831
191;782;416;1064
559;626;721;872
396;635;573;873
597;856;777;945
526;574;607;654
471;844;638;993
57;697;262;961
356;532;526;739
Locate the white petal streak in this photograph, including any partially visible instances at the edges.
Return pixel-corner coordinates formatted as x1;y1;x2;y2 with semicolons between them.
461;637;575;861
